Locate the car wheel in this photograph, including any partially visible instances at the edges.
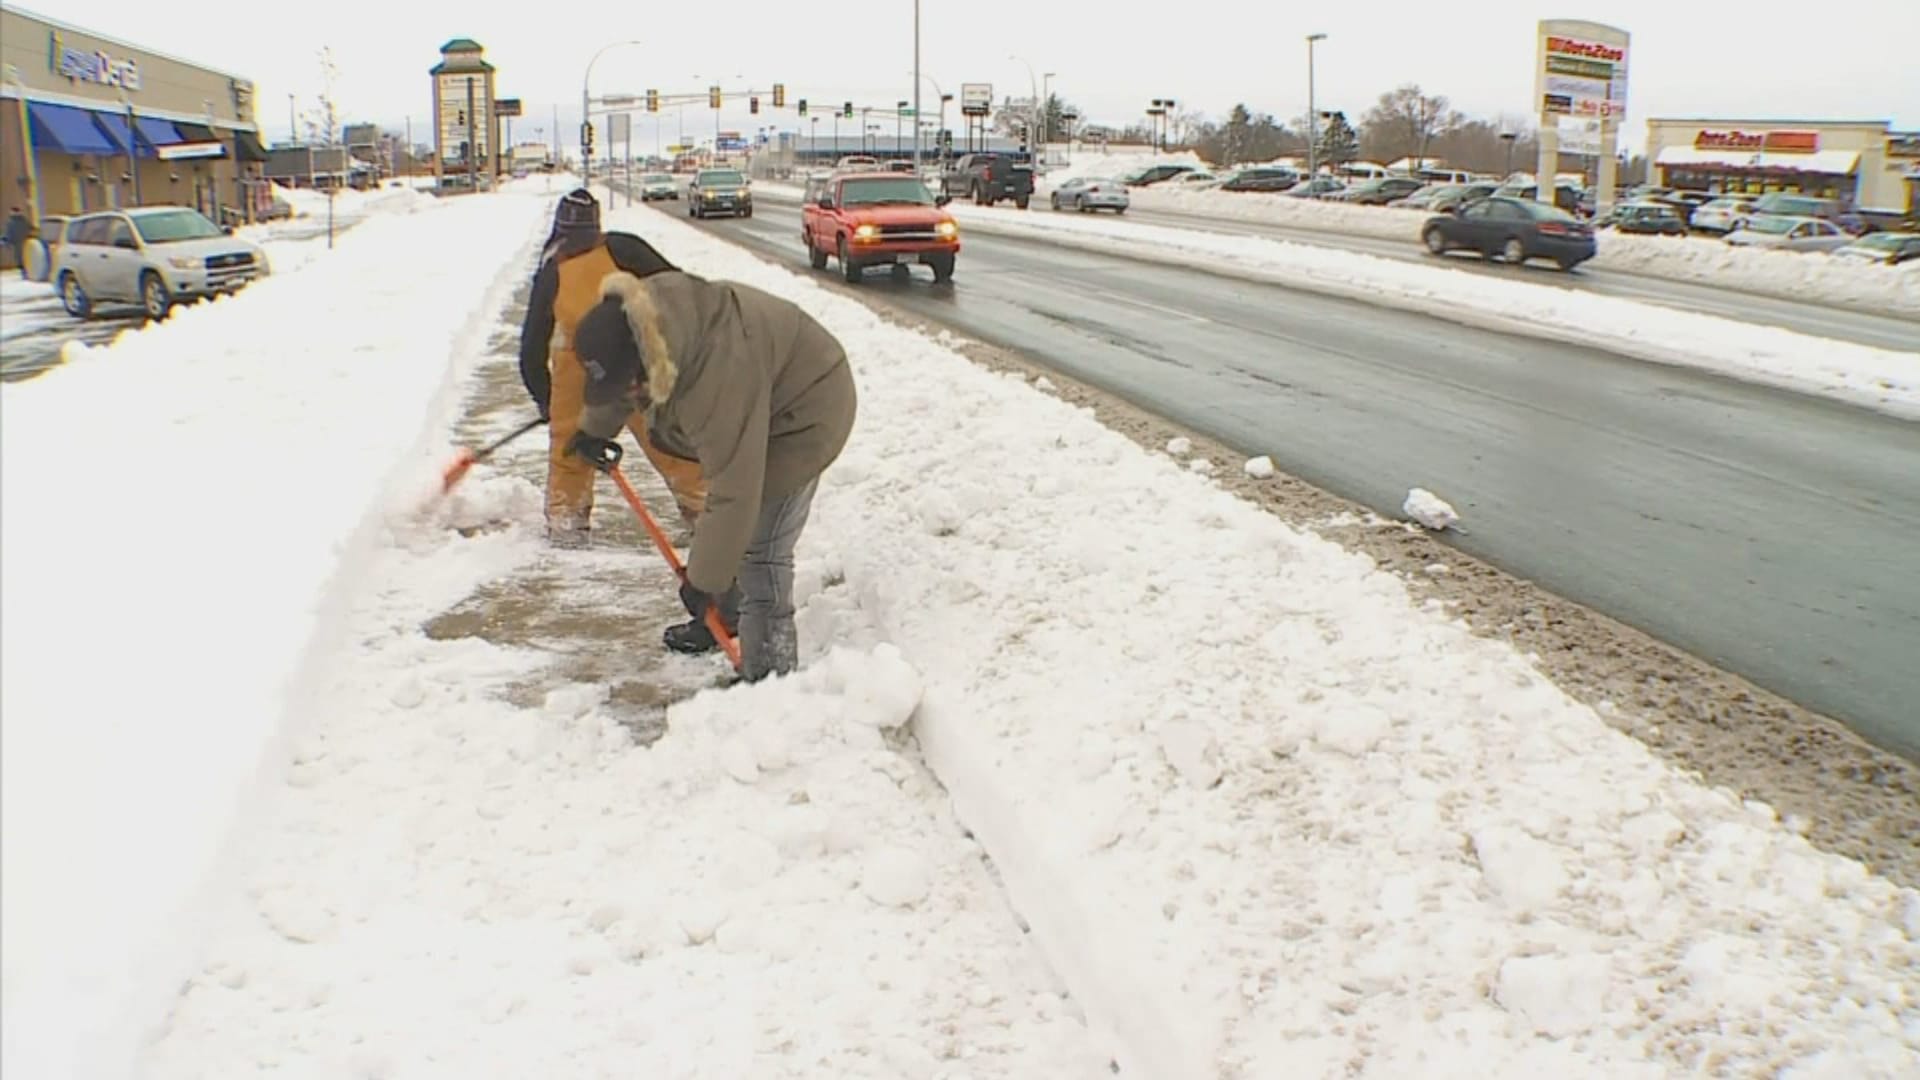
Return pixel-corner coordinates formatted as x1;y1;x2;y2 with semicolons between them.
929;253;955;284
1556;257;1583;272
1050;193;1061;210
1113;206;1126;215
808;236;828;269
1014;195;1029;210
1422;227;1448;255
140;272;172;321
1502;237;1527;264
742;206;753;218
59;271;92;318
839;237;861;284
689;203;697;218
891;263;910;282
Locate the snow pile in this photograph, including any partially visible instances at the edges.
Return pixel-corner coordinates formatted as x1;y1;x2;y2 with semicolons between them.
1038;148;1209;188
1404;487;1460;531
272;180;439;221
946;206;1920;419
0;186;554;1078
1112;185;1920;315
593;208;1920;1077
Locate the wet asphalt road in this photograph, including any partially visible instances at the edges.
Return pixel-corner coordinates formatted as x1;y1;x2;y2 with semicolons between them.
668;195;1920;760
1114;204;1920;352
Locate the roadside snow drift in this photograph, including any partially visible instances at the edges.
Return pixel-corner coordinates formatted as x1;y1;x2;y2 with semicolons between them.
941;205;1920;420
0;183;551;1078
621;205;1919;1077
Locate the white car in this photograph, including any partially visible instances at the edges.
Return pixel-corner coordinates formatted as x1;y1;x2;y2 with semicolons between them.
1688;196;1756;234
1724;215;1852;254
1049;176;1129;213
52;206;268;320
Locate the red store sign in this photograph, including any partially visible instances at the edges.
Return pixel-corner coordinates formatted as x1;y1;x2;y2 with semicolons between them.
1695;129;1819;153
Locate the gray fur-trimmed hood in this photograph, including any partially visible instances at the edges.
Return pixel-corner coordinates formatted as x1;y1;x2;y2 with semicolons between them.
597;270;679;405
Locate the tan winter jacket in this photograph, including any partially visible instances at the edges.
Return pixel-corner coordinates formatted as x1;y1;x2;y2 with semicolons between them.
581;270;857;592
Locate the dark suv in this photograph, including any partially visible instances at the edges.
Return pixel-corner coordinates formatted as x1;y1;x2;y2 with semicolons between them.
941;153;1034;208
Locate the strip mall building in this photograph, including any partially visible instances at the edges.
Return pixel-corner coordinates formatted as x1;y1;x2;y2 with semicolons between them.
1648;118;1919;215
0;6;270;227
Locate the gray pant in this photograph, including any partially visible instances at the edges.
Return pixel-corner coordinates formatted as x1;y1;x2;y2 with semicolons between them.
737;477;819;682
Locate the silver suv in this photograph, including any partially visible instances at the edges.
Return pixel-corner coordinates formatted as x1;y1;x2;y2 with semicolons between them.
52;206;269;321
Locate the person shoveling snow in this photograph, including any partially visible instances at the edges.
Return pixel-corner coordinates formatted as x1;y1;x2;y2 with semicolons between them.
568;268;857;683
1404;487;1460;531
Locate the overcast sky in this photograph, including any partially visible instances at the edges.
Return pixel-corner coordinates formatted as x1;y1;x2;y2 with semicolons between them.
31;0;1920;153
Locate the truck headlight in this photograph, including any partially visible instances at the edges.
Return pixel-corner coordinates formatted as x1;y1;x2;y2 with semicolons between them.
168;256;197;270
854;224;879;240
935;221;958;237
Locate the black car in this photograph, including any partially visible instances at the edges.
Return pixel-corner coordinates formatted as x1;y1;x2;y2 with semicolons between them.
1429;183;1498;212
1216;167;1300;193
687;168;752;219
941;153;1034;208
1422;196;1596;271
1119;164;1195;187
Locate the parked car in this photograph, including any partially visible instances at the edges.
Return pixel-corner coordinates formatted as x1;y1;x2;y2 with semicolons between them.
687;168;751;218
1688;196;1756;234
1049;176;1129;213
1173;171;1217;187
1421;196;1595;270
884;159;916;174
1725;215;1853;253
1332;177;1425;205
51;206;267;320
802;171;958;284
1831;231;1920;265
1606;202;1689;236
1494;182;1583;215
638;172;679;201
1749;192;1870;235
1429;183;1499;212
1387;183;1450;209
941;153;1034;208
1284;177;1346;198
1119;164;1195;187
1215;167;1300;193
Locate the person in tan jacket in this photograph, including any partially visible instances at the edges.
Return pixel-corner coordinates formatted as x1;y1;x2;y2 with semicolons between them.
567;269;858;682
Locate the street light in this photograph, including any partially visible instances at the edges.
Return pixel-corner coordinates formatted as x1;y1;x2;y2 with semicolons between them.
1041;72;1056;144
1500;130;1519;179
1306;33;1327;179
1009;54;1039;151
912;0;923;177
896;100;908;157
583;40;643;179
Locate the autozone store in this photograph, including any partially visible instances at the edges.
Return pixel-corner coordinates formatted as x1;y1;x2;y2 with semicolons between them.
1647;118;1916;215
0;7;270;228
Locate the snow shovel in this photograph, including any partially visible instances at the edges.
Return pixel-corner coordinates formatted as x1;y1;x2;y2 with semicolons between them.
439;416;546;493
606;463;744;673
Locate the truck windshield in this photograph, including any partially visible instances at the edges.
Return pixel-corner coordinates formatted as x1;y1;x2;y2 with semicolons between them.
839;177;934;206
133;210;223;244
699;171;745;185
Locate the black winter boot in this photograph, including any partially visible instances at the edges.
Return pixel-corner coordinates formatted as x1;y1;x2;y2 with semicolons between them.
663;619;718;654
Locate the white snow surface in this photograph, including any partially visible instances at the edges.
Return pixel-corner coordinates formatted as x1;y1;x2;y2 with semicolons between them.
603;212;1918;1078
6;185;1918;1079
1404;488;1461;531
0;181;554;1078
942;205;1920;419
1102;185;1920;317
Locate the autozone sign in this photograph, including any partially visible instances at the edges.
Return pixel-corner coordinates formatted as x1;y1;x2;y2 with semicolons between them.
1545;36;1625;62
1695;130;1820;152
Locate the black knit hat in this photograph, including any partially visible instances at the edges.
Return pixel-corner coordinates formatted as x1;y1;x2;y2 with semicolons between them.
574;295;645;407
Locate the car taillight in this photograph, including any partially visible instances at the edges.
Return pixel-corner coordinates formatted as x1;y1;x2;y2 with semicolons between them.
1538;223;1568;236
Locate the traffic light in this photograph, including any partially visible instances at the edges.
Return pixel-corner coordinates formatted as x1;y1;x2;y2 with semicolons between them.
709;85;722;109
797;98;808;117
772;83;786;108
580;121;595;155
842;101;853;119
646;89;659;113
750;95;760;115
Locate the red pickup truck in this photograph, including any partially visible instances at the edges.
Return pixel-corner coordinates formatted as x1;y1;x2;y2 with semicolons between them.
801;171;959;284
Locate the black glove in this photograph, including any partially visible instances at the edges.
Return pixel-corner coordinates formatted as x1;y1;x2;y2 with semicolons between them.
679;578;721;622
566;430;623;472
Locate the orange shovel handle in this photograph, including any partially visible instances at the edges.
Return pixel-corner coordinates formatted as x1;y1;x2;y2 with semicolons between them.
608;466;743;673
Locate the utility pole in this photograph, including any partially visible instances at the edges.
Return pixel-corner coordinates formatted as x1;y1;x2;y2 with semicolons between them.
288;93;297;145
912;0;921;176
465;76;478;193
1307;33;1327;179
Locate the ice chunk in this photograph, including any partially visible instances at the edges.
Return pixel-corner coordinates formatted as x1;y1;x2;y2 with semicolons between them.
861;846;932;908
1165;436;1192;456
1243;456;1276;479
1403;487;1459;531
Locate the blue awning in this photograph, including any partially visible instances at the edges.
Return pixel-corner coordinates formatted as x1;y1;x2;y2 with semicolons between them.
91;112;157;159
135;116;185;150
25;102;121;157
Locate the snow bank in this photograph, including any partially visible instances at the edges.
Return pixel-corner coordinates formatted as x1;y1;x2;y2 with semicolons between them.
273;181;438;221
946;206;1920;419
1039;148;1209;187
1113;185;1920;316
0;184;554;1078
616;208;1920;1077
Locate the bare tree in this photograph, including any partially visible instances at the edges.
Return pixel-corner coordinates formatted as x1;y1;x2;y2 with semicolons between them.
303;47;341;147
1361;84;1460;169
